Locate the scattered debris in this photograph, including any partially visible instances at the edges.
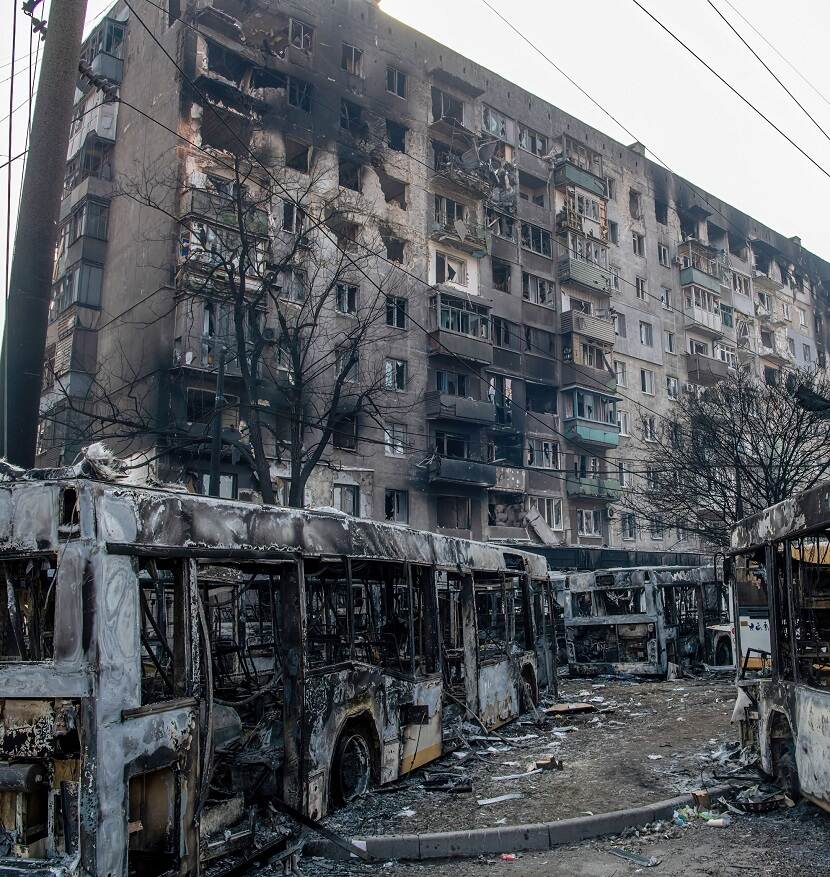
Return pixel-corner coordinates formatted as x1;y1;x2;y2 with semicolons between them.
492;768;543;781
544;703;597;716
535;756;564;771
477;793;523;807
608;848;661;867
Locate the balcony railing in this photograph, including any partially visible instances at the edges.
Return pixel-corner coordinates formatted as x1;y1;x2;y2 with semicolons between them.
559;256;611;293
685;305;722;336
428;456;497;487
428;328;493;364
562;416;620;448
430;219;488;256
686;352;731;386
566;475;622;500
425;392;495;424
552;159;607;199
679;265;722;295
561;310;616;345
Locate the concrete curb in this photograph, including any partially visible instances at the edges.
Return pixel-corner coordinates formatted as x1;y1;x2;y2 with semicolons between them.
351;784;733;861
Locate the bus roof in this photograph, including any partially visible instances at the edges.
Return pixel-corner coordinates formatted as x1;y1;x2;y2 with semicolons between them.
0;475;550;578
731;479;830;552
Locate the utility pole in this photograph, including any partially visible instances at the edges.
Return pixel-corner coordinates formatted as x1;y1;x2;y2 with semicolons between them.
0;0;88;467
208;347;226;497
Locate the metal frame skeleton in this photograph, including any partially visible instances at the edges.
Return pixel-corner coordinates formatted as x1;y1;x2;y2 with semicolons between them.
560;565;725;677
0;471;553;876
730;480;830;810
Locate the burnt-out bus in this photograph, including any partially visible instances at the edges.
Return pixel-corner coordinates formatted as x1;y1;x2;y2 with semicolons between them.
730;482;830;807
562;565;725;676
0;473;554;876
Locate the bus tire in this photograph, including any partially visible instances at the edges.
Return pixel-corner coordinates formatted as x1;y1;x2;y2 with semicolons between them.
331;727;374;806
772;735;801;800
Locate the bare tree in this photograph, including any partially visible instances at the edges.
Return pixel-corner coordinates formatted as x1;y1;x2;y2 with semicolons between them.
44;140;417;505
625;367;830;546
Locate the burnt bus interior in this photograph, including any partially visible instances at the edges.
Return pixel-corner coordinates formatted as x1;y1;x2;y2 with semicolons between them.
564;567;726;676
0;478;553;876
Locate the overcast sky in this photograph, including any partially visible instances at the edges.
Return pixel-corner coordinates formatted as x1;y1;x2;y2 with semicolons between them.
2;0;830;333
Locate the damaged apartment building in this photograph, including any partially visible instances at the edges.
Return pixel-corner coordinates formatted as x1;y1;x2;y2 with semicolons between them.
39;0;830;552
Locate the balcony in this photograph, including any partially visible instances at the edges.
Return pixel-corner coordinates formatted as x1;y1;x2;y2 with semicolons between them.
491;466;527;493
552;160;607;199
679;265;721;295
562;416;620;448
753;271;784;293
428;329;493;364
183;188;269;235
425;392;495;424
433;153;492;199
758;342;791;366
428;456;497;487
561;361;617;393
524;411;559;434
430;219;488;256
559;256;611;294
89;52;123;85
66;99;118;160
686;353;731;386
556;206;608;243
566;475;622;501
561;310;616;345
685;305;722;337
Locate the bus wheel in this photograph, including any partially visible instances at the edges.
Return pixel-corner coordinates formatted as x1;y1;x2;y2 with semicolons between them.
331;729;373;806
715;636;733;666
772;735;801;800
519;666;538;713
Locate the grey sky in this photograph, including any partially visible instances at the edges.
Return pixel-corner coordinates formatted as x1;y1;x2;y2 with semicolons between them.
1;0;829;334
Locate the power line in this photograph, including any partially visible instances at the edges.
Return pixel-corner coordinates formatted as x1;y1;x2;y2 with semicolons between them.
720;0;830;113
706;0;830;144
628;0;830;181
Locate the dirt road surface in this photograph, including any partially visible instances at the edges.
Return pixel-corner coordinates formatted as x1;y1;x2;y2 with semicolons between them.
263;674;830;876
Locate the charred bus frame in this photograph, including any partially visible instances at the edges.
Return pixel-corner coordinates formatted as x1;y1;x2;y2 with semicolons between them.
0;475;554;876
561;565;725;677
730;481;830;810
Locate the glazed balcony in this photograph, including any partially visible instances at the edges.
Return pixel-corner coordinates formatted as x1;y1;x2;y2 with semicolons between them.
566;475;622;501
685;305;722;337
552;159;607;199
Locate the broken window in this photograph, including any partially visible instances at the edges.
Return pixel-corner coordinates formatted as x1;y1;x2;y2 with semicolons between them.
435;194;467;227
384;358;408;391
205;40;249;87
384;422;408;455
278;268;307;302
436;369;467;397
437;294;489;339
386;119;407;152
287;76;313;111
338;157;362;191
282;201;304;234
629;188;642;220
386;66;407;98
486;208;514;240
482;105;510;139
340;98;364;135
577;509;600;536
386;295;407;328
333;484;359;516
335;282;358;315
491;257;511;293
655;199;668;225
435;431;469;459
378;171;407;208
528;496;562;530
518;123;548;156
597;588;646;615
492;316;517;350
431;86;463;126
384;489;409;523
632;232;645;257
526;437;558;470
384;235;405;263
137;560;190;705
341;43;363;76
522;271;551;305
437;496;471;529
289;18;313;52
520;222;551;257
332;415;358;450
285;138;310;172
435;251;466;286
0;559;57;660
526;383;557;414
